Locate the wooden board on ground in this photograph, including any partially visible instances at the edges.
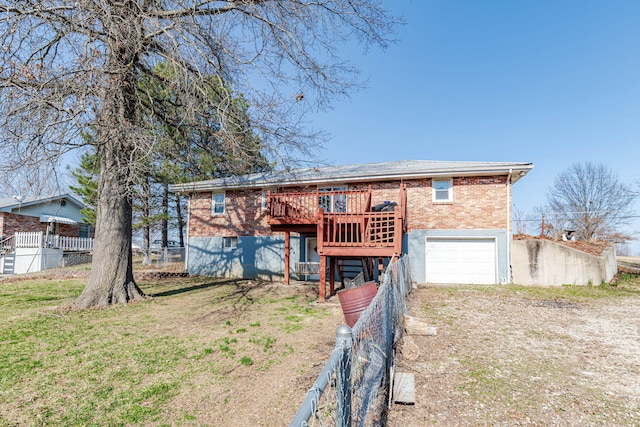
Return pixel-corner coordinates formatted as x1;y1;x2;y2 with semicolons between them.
403;315;437;336
393;372;416;404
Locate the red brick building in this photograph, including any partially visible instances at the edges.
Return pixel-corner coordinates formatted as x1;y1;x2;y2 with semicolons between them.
0;194;91;240
172;160;532;294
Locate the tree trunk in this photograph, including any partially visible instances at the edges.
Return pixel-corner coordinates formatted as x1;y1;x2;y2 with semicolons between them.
162;182;169;247
76;1;145;308
142;176;151;266
176;193;185;248
77;164;145;308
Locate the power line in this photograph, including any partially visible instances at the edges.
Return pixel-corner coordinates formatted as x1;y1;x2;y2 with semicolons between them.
516;211;640;216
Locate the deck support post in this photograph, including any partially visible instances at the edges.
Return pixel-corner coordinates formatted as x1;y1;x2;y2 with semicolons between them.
329;256;336;297
284;231;290;285
319;255;327;302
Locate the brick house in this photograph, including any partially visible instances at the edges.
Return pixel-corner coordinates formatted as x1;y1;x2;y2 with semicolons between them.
171;160;532;299
0;194;91;240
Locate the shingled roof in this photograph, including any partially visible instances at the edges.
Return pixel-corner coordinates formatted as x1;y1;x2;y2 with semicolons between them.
171;159;533;193
0;194;85;212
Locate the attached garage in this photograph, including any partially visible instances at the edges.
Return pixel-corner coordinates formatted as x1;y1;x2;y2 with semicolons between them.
425;237;497;284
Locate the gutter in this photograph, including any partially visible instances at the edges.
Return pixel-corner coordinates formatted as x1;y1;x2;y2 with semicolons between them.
506;169;512;284
184;195;191;274
171;165;534;193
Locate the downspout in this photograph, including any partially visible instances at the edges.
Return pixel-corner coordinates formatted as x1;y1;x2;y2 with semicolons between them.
506;169;512;284
184;194;191;274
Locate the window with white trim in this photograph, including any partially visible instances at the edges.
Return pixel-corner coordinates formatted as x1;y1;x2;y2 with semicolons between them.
261;190;268;211
223;236;238;248
432;179;453;202
212;192;225;215
319;186;347;212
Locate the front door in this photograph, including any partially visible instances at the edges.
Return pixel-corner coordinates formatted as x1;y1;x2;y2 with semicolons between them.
306;238;320;281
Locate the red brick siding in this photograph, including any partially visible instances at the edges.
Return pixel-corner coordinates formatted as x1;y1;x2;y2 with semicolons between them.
403;176;508;230
348;176;508;230
0;212;83;237
1;212;46;236
189;189;275;238
57;223;85;237
188;175;510;237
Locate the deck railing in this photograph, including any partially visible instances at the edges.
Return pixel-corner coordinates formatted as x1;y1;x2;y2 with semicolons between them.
319;210;401;250
0;235;15;253
15;232;44;248
47;235;94;251
11;232;94;251
268;185;405;257
268;189;372;223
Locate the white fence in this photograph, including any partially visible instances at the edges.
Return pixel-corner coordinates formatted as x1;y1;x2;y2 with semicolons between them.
13;232;94;251
48;235;94;251
1;232;94;275
15;232;42;248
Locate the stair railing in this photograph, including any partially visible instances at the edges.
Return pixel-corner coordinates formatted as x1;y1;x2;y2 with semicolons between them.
0;234;15;254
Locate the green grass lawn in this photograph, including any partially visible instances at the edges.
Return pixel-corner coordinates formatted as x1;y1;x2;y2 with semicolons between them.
0;277;334;426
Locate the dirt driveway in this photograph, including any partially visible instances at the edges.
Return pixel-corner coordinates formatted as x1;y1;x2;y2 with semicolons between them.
388;284;640;426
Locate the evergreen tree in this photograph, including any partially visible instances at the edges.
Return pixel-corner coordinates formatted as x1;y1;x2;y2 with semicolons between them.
69;151;99;227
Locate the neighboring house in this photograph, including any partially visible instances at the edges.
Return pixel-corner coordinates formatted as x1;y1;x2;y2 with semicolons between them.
1;194;93;275
0;194;91;239
171;160;532;300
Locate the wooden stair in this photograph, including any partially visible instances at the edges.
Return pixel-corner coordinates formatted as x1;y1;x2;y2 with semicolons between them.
1;252;15;275
336;257;377;286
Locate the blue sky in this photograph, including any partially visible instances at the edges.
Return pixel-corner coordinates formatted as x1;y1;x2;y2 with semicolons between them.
310;0;640;254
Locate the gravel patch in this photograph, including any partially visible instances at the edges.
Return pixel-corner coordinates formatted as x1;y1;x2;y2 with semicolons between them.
388;286;640;426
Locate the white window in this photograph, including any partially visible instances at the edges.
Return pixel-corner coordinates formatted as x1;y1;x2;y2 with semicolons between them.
223;236;238;248
261;190;268;211
319;186;347;213
212;192;225;215
432;179;453;202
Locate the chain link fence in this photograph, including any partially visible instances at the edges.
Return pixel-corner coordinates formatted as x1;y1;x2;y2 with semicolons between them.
291;255;412;426
135;247;186;270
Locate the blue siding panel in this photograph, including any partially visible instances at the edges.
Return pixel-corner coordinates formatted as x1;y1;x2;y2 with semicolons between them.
186;235;301;280
186;230;508;285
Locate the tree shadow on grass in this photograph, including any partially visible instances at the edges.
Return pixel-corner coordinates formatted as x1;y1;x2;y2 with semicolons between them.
148;278;242;298
148;278;289;319
148;277;321;323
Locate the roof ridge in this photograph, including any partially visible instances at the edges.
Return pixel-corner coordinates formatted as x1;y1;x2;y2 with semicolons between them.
171;159;533;193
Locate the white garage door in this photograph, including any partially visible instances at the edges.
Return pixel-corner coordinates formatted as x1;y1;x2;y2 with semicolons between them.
425;238;497;284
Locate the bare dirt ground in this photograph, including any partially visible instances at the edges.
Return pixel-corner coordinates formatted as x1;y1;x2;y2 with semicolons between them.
388;284;640;426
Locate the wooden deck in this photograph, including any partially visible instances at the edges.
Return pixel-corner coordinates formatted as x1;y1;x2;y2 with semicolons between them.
268;188;372;226
318;210;403;256
267;185;407;301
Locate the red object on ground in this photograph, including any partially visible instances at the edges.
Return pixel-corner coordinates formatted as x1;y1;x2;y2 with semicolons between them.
337;281;377;327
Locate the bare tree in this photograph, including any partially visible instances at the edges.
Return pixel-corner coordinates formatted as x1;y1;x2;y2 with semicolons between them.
545;162;637;241
512;206;529;236
0;1;398;308
0;160;68;198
